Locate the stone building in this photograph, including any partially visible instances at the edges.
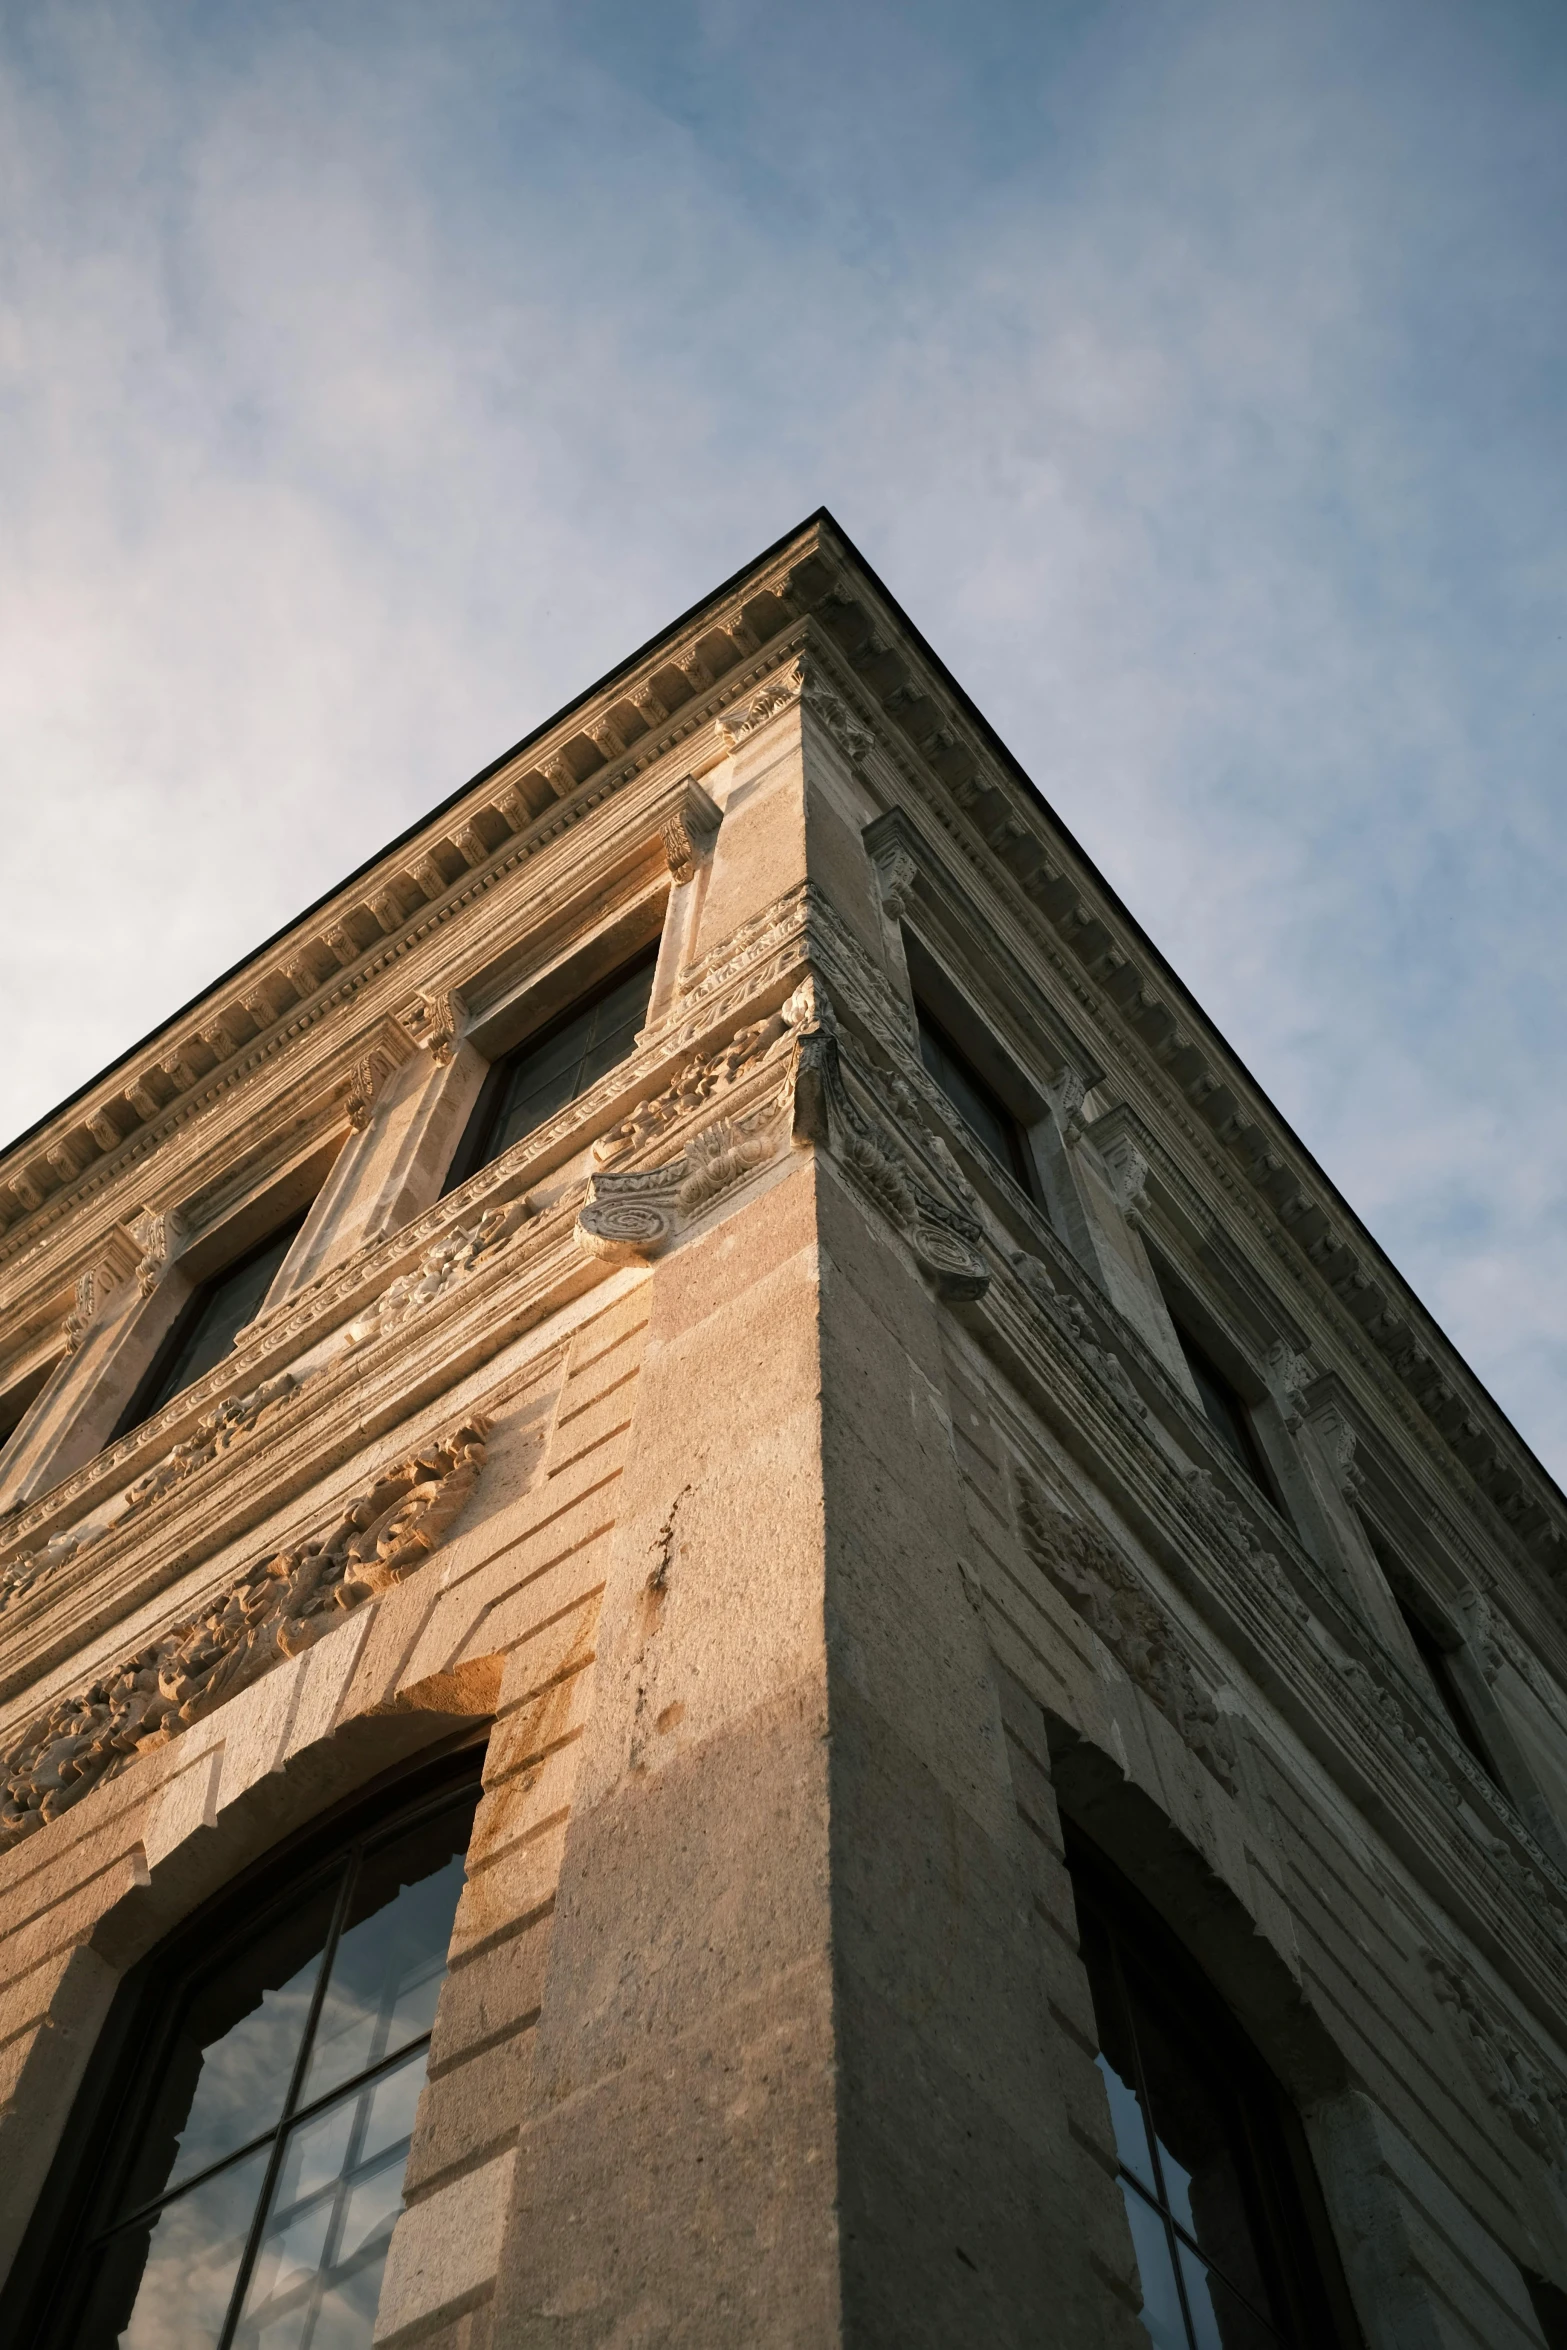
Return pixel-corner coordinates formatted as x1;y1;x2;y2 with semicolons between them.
0;510;1565;2350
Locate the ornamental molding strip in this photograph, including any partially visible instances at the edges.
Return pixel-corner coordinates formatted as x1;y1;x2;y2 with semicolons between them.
0;1415;489;1853
1014;1470;1237;1793
0;1203;527;1618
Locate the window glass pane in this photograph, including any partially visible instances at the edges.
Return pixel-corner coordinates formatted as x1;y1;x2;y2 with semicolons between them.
141;1218;306;1424
1178;2240;1282;2349
916;1013;1018;1174
1118;1959;1279;2328
233;2049;428;2350
1119;2177;1192;2350
484;957;656;1169
118;1880;340;2215
301;1794;477;2105
74;2142;273;2350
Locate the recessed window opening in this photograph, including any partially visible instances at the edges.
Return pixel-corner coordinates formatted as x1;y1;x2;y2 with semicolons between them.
0;1358;54;1453
1523;2270;1567;2350
11;1761;481;2350
914;1001;1034;1194
443;947;658;1196
1395;1592;1497;1781
1069;1830;1359;2349
1169;1317;1277;1501
111;1213;308;1444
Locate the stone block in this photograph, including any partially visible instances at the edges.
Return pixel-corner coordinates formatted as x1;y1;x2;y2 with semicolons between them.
374;2145;515;2345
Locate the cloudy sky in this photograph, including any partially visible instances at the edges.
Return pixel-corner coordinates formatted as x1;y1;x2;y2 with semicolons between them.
1;0;1563;1475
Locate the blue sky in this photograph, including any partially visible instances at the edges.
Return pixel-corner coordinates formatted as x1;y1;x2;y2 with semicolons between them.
2;0;1564;1474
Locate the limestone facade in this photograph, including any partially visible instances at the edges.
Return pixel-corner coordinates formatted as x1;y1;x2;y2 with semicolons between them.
0;511;1565;2346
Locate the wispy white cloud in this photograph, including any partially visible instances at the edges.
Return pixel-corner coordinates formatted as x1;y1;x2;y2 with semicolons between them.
1;0;1563;1472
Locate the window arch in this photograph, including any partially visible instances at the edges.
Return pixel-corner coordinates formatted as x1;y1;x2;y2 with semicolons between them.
7;1751;483;2350
1067;1828;1362;2349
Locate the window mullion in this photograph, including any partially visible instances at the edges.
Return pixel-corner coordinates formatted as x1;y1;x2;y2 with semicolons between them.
215;1847;362;2350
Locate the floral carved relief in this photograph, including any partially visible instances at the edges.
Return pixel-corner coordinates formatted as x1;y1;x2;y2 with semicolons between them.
1016;1471;1238;1792
0;1416;489;1852
0;1205;526;1618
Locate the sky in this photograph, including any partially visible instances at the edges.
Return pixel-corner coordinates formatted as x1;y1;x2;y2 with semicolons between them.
1;0;1564;1477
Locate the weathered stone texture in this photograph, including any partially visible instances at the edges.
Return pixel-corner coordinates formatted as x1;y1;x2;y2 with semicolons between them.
2;514;1566;2347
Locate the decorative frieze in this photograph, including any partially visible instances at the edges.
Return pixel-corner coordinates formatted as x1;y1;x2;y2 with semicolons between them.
1015;1471;1237;1792
1008;1254;1151;1429
0;1415;489;1852
1422;1946;1567;2167
337;1204;524;1350
714;654;877;768
0;1205;526;1619
592;1002;804;1167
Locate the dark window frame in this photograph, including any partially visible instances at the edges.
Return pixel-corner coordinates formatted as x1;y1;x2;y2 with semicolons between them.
1068;1827;1363;2349
1365;1532;1501;1784
442;945;659;1197
1167;1313;1281;1503
109;1212;309;1447
913;998;1037;1198
2;1742;485;2350
0;1357;56;1452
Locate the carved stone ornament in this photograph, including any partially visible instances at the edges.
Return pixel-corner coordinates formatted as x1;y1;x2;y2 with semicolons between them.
129;1206;171;1298
716;656;876;766
660;780;721;887
1265;1339;1315;1433
1015;1471;1237;1792
119;1373;299;1518
337;1203;525;1350
716;662;805;748
343;1032;413;1132
0;1417;490;1852
1099;1132;1150;1225
790;984;989;1299
1010;1255;1149;1426
576;978;988;1298
873;843;920;924
0;1205;526;1619
1422;1947;1567;2166
1047;1067;1088;1148
592;999;808;1167
1309;1400;1362;1497
397;988;461;1065
61;1270;98;1356
576;985;821;1264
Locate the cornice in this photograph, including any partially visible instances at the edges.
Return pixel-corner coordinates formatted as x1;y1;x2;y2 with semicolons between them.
770;541;1567;1609
0;538;829;1259
5;511;1563;1649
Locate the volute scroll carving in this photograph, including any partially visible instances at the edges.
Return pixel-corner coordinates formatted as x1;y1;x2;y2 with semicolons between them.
0;1417;490;1853
61;1270;99;1357
128;1206;173;1299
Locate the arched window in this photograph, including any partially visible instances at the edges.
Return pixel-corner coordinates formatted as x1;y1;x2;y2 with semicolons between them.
7;1753;482;2350
1068;1829;1362;2349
